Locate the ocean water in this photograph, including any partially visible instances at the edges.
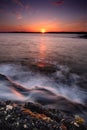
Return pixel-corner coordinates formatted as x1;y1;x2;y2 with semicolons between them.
0;33;87;118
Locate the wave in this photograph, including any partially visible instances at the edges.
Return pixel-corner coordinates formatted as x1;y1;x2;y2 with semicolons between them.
0;63;87;119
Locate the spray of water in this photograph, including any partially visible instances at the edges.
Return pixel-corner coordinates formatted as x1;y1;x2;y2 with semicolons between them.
0;63;87;104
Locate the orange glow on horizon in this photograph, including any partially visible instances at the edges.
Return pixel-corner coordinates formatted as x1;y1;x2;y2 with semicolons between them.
41;28;46;33
0;20;86;32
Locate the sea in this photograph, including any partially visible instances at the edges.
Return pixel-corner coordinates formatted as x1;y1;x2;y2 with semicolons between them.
0;33;87;119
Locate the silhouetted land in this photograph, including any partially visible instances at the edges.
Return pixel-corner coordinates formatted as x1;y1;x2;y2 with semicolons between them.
0;32;87;39
0;31;87;34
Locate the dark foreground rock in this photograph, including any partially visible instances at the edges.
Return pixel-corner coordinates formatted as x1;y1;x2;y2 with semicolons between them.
78;34;87;39
0;101;87;130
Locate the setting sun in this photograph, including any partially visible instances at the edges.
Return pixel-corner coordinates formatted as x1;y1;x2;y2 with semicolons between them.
41;28;46;33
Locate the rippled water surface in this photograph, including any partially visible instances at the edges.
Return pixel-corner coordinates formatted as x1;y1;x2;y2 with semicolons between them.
0;33;87;118
0;33;87;72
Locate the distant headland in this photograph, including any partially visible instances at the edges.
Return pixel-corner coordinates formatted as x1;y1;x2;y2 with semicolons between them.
0;31;87;34
0;31;87;38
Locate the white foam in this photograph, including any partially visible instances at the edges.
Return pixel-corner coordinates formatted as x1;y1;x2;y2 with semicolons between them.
0;63;87;104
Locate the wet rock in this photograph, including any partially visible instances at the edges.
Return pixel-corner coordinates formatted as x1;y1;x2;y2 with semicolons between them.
0;100;87;130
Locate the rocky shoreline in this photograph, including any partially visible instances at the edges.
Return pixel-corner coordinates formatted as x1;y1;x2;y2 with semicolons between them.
0;100;87;130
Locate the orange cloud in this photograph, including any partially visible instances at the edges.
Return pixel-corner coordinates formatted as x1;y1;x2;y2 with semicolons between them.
52;0;64;5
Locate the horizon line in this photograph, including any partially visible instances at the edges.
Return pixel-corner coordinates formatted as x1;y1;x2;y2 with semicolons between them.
0;31;87;34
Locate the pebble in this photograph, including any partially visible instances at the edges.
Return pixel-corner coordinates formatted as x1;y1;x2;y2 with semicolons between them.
6;105;13;110
0;100;86;130
23;124;28;128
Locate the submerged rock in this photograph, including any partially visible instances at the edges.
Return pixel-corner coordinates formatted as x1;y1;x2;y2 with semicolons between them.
30;62;57;74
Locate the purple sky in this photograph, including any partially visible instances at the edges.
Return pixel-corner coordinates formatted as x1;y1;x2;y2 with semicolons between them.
0;0;87;32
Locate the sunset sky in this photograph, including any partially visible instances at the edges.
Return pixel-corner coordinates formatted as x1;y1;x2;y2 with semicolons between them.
0;0;87;32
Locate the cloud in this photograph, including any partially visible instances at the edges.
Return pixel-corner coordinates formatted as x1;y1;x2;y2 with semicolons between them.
13;11;23;20
16;13;22;20
0;9;4;13
13;0;23;7
25;5;30;10
12;0;30;11
52;0;64;5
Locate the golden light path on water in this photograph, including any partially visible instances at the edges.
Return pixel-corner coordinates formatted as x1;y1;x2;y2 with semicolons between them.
37;34;47;67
